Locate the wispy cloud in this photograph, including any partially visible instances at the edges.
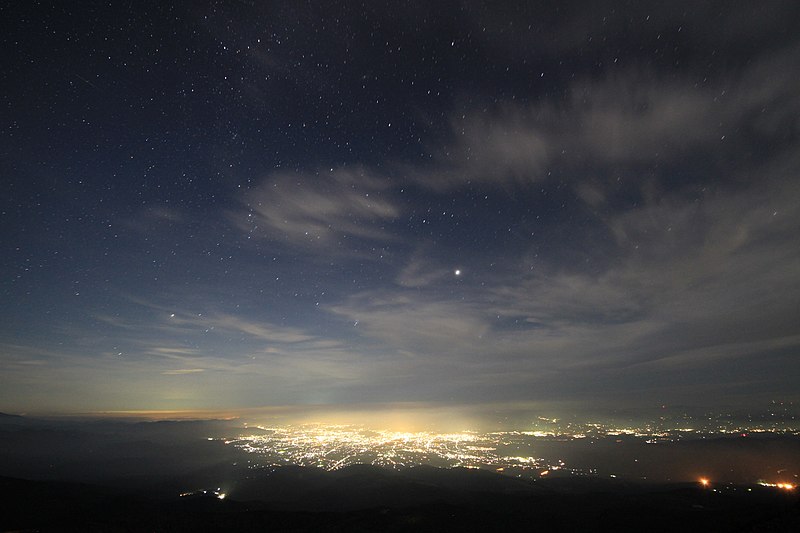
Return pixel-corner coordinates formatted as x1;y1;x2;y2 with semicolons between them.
330;291;489;357
236;167;401;253
395;252;454;288
413;40;800;192
161;368;205;375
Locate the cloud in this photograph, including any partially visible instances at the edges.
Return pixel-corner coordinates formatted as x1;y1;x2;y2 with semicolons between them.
571;75;720;161
498;173;800;375
147;347;204;359
161;368;205;375
413;40;800;192
237;166;401;253
425;109;551;188
190;313;316;344
395;252;454;288
463;1;799;68
121;203;187;235
319;148;800;404
330;291;490;358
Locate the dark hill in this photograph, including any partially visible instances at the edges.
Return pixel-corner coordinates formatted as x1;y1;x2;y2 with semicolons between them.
2;473;799;532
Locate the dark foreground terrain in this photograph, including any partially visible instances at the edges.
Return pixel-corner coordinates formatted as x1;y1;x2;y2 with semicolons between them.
2;471;799;532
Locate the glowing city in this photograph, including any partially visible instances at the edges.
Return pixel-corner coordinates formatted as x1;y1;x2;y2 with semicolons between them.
219;409;800;489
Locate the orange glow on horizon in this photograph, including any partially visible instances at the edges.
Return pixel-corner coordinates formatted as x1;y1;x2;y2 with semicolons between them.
758;481;796;490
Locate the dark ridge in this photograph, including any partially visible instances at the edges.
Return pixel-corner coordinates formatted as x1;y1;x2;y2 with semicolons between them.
2;474;799;532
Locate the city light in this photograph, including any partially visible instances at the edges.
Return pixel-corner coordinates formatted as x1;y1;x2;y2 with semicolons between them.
218;419;800;485
758;481;796;490
227;424;555;474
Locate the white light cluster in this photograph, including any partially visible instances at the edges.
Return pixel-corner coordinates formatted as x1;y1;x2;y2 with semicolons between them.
227;424;549;473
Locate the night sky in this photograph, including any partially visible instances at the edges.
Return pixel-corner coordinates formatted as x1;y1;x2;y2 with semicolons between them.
2;1;800;416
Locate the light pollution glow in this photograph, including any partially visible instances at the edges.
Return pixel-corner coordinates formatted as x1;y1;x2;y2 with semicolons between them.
225;424;562;475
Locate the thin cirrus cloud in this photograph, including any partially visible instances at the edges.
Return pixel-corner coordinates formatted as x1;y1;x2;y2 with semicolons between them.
394;253;456;288
315;84;800;406
203;32;800;407
329;292;490;358
161;368;205;375
415;40;800;193
115;34;800;407
237;167;401;252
